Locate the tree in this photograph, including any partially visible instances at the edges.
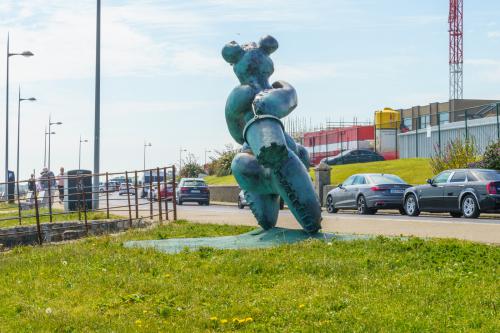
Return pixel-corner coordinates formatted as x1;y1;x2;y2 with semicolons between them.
478;140;500;170
180;154;204;178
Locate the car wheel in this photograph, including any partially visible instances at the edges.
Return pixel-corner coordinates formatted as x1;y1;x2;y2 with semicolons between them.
326;195;338;213
461;195;480;218
238;198;244;209
399;207;407;215
450;212;462;218
357;195;370;215
404;194;420;216
198;201;204;205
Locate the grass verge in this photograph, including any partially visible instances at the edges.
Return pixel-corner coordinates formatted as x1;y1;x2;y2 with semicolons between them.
0;221;498;332
205;158;432;186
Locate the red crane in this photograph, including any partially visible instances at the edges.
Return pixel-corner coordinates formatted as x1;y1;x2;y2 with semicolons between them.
449;0;463;100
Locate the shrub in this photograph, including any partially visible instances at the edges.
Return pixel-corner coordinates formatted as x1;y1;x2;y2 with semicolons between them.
478;140;500;170
206;145;238;177
180;154;204;178
429;136;480;174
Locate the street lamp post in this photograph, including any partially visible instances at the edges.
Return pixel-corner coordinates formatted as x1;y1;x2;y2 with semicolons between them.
143;142;152;170
47;115;62;172
204;149;211;172
44;128;55;168
79;135;88;170
16;86;36;182
179;148;187;174
5;32;34;185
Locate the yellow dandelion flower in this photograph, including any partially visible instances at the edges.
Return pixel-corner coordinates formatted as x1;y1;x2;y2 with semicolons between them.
209;316;218;321
220;319;228;324
164;273;171;278
238;319;246;324
244;317;253;323
232;318;239;323
299;304;305;309
135;319;142;326
143;310;148;314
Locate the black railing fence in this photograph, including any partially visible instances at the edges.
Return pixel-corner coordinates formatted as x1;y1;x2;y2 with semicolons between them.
0;166;177;245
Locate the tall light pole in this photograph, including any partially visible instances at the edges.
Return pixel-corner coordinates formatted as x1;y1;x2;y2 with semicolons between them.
93;0;101;210
79;135;88;170
204;149;211;171
5;32;34;185
44;128;55;168
143;142;152;170
48;115;62;172
16;86;36;181
179;148;187;174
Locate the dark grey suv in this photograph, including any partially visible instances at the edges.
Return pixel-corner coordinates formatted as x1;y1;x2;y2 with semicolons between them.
326;173;411;214
403;169;500;218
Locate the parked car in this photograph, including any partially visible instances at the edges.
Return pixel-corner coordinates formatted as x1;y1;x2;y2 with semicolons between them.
320;149;384;166
99;181;119;192
325;173;411;214
118;183;135;196
403;169;500;218
153;183;174;201
237;190;285;210
176;178;210;205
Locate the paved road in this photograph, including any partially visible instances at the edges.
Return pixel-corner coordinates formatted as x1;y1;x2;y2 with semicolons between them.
102;192;500;245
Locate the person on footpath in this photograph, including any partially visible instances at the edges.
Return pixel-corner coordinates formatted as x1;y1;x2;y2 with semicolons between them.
57;167;65;204
28;174;36;192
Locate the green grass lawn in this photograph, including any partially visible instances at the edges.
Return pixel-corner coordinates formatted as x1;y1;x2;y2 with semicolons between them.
205;158;432;186
204;174;238;186
0;221;498;332
0;209;122;229
326;158;432;185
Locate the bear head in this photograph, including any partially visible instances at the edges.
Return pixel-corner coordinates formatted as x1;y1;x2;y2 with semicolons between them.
221;35;278;86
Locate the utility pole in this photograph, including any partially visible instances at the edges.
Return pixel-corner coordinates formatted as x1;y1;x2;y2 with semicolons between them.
93;0;101;210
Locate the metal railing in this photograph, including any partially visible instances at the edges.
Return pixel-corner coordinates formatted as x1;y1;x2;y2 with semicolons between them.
0;165;177;245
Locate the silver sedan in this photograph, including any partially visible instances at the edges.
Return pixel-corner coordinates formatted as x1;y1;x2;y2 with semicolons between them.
325;173;411;215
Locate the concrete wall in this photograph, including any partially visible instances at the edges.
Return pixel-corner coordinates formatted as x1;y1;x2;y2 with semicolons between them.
0;218;153;248
209;185;240;203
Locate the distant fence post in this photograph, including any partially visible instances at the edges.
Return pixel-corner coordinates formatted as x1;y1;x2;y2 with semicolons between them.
149;169;153;219
16;178;22;225
172;166;177;221
156;167;162;222
465;109;469;140
81;181;89;235
47;172;53;223
125;171;132;227
163;167;169;221
105;172;110;219
496;103;500;140
33;169;42;245
134;171;139;219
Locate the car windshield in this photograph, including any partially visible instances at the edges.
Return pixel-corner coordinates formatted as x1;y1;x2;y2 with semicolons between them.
183;180;206;187
475;170;500;181
368;174;406;184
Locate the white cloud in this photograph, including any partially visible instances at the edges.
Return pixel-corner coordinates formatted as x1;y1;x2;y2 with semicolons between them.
487;31;500;39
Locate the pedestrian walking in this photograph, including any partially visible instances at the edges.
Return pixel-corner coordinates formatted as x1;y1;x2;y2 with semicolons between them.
57;167;65;203
28;174;36;192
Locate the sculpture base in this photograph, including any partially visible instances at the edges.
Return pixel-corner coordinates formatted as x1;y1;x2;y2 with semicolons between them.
123;227;372;254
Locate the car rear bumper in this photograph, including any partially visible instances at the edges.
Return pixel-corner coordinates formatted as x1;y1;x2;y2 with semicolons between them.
366;197;403;209
178;194;210;202
479;195;500;212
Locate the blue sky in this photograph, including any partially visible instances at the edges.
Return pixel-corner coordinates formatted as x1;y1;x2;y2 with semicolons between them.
1;0;499;178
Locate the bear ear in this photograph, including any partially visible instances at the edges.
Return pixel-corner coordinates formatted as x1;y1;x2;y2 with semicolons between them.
221;41;244;64
259;35;278;55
